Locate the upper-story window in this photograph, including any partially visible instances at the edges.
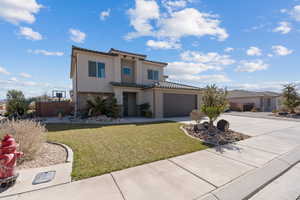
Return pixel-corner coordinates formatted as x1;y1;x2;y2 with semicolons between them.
88;61;105;78
123;67;131;75
147;69;159;80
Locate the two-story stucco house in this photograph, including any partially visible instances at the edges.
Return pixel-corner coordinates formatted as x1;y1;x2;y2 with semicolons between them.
70;46;202;118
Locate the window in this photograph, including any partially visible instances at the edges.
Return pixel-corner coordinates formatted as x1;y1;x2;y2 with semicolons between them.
88;61;105;78
123;67;131;75
147;70;159;80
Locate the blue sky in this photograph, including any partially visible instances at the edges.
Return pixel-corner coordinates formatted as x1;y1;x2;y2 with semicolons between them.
0;0;299;99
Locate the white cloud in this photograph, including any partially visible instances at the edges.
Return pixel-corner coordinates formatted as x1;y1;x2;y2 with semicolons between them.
236;60;269;72
230;81;300;92
157;8;228;41
69;28;86;43
169;73;231;83
180;51;235;67
126;1;228;45
290;5;300;21
166;62;219;76
280;9;288;14
28;49;64;56
273;21;291;34
272;45;293;56
146;40;180;49
10;77;18;82
19;72;32;78
19;26;42;40
100;9;111;21
165;50;234;84
0;0;42;25
162;0;190;12
126;0;160;39
224;47;234;53
246;46;262;56
0;67;10;75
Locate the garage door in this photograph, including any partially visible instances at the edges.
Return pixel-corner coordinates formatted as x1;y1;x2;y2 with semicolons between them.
163;93;197;117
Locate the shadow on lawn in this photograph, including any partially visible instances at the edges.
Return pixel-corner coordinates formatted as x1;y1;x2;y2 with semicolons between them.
45;121;176;132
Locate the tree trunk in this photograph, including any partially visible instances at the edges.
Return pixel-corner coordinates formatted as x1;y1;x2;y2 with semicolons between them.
208;119;214;132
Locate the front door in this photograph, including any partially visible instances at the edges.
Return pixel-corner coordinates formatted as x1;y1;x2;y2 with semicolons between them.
123;92;137;117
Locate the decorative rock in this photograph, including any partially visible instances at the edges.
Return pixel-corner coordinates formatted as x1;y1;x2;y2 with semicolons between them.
217;119;230;132
203;122;209;129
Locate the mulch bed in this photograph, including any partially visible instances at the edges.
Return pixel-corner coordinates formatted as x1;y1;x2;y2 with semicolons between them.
184;123;250;145
17;143;67;170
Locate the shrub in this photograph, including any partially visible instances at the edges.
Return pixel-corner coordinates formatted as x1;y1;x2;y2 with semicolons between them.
0;120;47;162
139;103;152;117
144;111;153;118
190;110;205;124
106;97;121;119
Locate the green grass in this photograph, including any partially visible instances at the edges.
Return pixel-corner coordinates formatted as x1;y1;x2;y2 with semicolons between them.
46;122;208;180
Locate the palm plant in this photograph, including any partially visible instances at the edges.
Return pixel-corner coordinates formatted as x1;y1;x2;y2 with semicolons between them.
86;96;108;116
201;84;228;131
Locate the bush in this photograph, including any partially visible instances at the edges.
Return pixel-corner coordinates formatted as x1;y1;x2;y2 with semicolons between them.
144;111;153;118
139;103;152;117
190;110;205;124
0;120;47;162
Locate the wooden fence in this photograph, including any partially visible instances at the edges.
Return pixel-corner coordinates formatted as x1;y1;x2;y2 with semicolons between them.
35;101;74;117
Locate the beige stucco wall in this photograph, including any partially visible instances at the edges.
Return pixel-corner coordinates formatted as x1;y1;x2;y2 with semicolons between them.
73;52;166;94
76;52;115;93
141;62;164;85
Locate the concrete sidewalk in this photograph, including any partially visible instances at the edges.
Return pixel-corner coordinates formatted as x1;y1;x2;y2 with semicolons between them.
2;115;300;200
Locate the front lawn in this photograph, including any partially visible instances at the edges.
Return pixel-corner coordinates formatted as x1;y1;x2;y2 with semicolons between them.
46;122;208;180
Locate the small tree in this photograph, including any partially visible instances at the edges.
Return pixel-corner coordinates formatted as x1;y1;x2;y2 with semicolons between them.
6;90;29;118
282;84;300;113
201;84;228;131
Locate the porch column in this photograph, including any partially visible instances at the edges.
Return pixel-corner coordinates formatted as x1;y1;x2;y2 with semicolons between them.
113;87;123;105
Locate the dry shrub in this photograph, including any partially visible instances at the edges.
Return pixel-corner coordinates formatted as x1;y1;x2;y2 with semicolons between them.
0;120;47;161
190;110;205;123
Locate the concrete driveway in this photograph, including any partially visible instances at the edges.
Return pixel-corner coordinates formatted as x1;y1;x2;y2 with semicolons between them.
3;115;300;200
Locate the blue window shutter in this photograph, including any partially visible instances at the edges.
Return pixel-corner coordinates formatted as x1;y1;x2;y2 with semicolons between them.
97;63;105;78
148;70;153;80
154;71;159;80
88;61;97;77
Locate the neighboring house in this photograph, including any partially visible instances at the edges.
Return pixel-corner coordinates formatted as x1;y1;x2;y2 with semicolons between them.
70;46;202;118
228;90;281;112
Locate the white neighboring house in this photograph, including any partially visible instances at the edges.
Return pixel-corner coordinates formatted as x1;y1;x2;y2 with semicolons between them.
70;46;203;118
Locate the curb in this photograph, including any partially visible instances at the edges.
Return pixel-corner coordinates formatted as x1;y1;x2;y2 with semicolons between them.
47;141;74;164
197;145;300;200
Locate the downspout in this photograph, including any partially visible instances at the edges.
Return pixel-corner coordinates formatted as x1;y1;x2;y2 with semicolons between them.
75;54;79;117
152;88;156;118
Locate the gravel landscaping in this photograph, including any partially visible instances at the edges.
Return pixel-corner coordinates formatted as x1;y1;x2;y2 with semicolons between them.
17;142;67;170
184;123;250;145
